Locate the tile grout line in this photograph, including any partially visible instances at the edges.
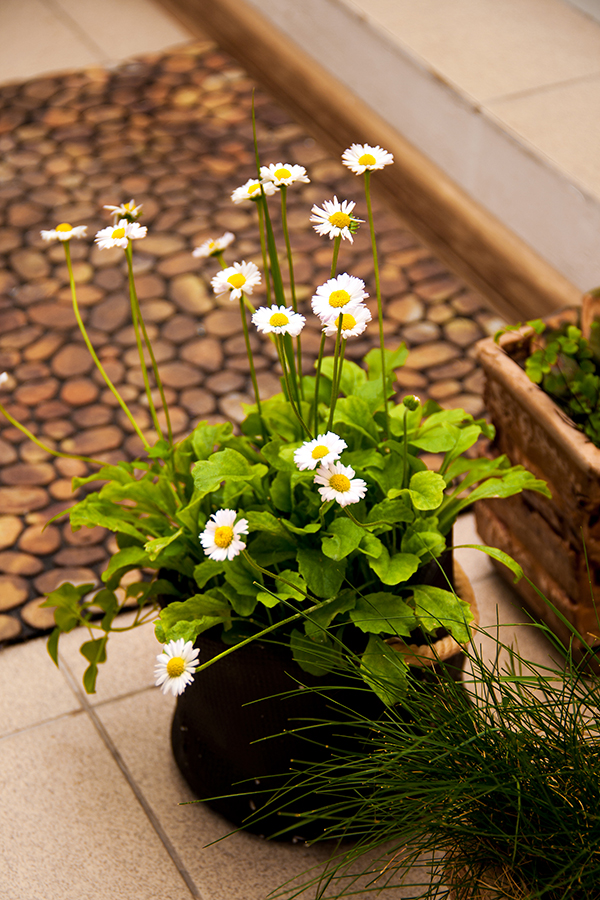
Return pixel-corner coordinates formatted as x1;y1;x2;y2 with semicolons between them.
483;68;600;107
59;656;205;900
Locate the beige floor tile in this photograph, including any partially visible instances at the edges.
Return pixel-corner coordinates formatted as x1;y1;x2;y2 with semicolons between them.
0;712;196;900
344;0;600;101
0;0;101;83
97;689;420;899
58;609;160;704
486;74;600;198
469;571;560;671
453;512;494;585
0;637;80;737
53;0;193;62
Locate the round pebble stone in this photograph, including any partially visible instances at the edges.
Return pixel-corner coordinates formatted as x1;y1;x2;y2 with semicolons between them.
34;566;98;595
19;524;61;555
0;615;22;641
0;515;24;550
63;524;107;547
0;574;29;611
0;552;43;576
20;597;57;630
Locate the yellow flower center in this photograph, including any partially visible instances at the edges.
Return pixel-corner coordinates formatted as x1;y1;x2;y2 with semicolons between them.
311;445;329;460
328;211;351;228
274;167;291;179
336;314;357;330
358;153;376;166
166;657;185;677
329;474;351;492
328;289;351;308
269;312;289;327
248;183;261;194
56;223;73;232
227;273;246;289
214;525;234;548
111;227;126;239
124;202;135;211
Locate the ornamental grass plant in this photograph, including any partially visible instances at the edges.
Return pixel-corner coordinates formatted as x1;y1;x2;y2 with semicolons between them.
0;131;549;699
247;585;600;900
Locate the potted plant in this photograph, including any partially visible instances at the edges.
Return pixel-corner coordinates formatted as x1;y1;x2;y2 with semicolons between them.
0;139;547;834
255;583;600;898
475;298;600;655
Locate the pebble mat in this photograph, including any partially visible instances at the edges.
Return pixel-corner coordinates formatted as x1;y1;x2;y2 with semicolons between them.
0;39;506;645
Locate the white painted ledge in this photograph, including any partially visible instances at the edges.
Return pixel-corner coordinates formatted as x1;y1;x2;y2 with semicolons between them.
243;0;600;293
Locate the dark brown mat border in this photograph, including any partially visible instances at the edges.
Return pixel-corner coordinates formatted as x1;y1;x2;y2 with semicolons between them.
157;0;581;322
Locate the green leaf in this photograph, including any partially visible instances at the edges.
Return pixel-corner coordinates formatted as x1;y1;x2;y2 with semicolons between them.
350;592;417;636
297;548;346;598
360;634;408;705
191;420;233;460
320;357;366;397
412;584;473;643
358;533;384;559
144;529;183;562
157;592;231;642
219;583;257;616
368;546;420;585
192;448;267;497
102;545;149;583
321;517;364;561
408;470;446;510
256;569;308;607
455;544;524;583
304;591;356;639
47;627;60;667
245;510;289;538
367;497;414;526
290;628;341;676
270;469;292;512
408;423;460;452
401;519;446;559
69;496;147;542
280;518;321;536
193;559;226;590
80;636;108;694
42;581;95;632
364;343;408;380
333;396;379;442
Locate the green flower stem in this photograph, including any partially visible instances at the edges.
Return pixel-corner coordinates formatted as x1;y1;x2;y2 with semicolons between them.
327;315;345;431
124;243;164;441
312;332;327;435
275;337;312;439
63;242;150;451
255;199;271;305
330;233;342;278
0;404;104;466
402;407;409;489
344;507;394;529
364;170;389;438
280;184;304;398
238;294;266;440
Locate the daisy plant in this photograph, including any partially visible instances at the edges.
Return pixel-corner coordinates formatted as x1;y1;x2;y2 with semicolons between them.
10;134;550;700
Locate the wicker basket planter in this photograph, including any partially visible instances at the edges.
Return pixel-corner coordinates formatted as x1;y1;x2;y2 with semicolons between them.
474;328;600;651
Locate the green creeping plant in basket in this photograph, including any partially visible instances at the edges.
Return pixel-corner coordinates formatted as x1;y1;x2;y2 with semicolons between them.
0;140;549;702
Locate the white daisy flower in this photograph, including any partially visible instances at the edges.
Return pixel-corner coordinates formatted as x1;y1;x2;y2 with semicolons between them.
192;232;235;258
342;143;394;175
293;432;347;471
154;639;200;697
231;178;277;204
95;219;147;250
103;199;143;222
311;273;369;322
200;508;249;561
252;304;305;337
40;223;88;242
260;163;310;187
323;305;372;339
211;260;261;301
314;462;367;508
0;372;8;388
310;196;363;243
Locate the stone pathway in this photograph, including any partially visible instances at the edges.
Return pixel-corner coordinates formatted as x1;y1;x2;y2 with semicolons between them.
0;40;505;645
